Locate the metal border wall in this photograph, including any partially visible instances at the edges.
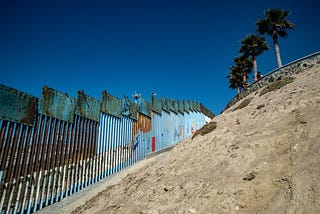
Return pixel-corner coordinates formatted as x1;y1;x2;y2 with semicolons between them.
0;85;213;214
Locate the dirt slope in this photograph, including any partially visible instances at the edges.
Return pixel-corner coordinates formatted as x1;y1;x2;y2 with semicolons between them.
73;66;320;214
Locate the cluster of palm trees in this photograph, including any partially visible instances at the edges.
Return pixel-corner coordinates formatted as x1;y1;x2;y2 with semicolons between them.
227;8;295;94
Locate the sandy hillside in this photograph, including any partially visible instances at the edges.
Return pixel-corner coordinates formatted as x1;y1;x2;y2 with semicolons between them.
72;66;320;214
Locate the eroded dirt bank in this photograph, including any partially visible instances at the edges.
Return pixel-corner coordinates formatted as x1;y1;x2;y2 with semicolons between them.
73;66;320;214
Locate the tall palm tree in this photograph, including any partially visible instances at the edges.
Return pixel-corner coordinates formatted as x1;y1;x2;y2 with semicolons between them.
256;8;295;68
233;54;253;84
239;34;269;80
227;66;243;94
227;55;253;94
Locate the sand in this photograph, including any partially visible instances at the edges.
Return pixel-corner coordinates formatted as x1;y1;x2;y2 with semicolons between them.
54;65;320;214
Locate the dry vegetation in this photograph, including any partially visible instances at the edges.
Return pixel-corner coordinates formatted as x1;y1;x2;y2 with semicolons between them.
259;76;295;96
192;121;217;139
233;97;254;111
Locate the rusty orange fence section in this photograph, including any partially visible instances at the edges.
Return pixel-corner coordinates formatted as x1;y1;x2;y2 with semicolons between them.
0;84;214;214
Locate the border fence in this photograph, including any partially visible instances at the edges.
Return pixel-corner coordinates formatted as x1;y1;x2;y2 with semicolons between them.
0;85;214;214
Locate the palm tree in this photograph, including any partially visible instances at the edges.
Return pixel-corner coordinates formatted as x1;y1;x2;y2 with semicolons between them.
227;66;243;94
227;55;253;94
233;54;253;84
256;8;295;68
239;34;269;80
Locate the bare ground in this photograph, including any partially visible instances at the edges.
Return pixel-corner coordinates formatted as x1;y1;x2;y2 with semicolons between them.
71;66;320;214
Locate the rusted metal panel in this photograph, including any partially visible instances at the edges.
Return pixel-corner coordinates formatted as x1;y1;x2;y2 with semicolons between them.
195;101;199;112
101;91;121;118
170;99;178;114
129;101;138;120
161;97;170;113
75;91;101;122
195;102;201;112
188;100;194;112
121;96;131;117
0;84;39;126
136;98;151;117
178;101;184;114
138;113;152;133
200;103;215;119
40;86;76;123
183;100;189;113
152;96;162;115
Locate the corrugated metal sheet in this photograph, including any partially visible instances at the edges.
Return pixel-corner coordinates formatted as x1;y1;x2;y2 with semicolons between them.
137;98;151;117
138;113;151;133
121;96;131;117
195;102;201;112
188;100;194;112
129;101;138;121
178;113;185;140
40;86;76;123
0;84;212;214
75;91;101;122
161;97;170;113
183;100;189;113
97;113;135;179
100;91;121;118
151;96;162;115
0;84;38;126
170;99;178;114
178;101;184;114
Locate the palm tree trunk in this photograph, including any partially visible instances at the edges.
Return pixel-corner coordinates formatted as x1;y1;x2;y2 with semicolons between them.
272;32;282;68
253;56;258;80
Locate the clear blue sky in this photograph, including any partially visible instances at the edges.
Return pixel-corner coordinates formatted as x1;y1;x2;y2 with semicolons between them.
1;0;319;115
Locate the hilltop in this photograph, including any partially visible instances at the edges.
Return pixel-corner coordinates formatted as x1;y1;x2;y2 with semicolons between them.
72;65;320;213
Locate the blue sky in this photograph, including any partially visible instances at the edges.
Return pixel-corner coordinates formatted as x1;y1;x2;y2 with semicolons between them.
1;0;319;115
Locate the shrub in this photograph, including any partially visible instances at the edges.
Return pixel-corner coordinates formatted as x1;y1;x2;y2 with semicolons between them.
233;97;254;111
260;76;295;96
192;121;217;139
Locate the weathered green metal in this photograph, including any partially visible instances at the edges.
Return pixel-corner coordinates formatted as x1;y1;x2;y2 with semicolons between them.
200;103;215;118
161;97;170;113
0;84;39;126
183;100;189;113
188;100;195;112
195;102;201;112
101;91;121;118
170;99;178;114
137;97;151;117
178;101;184;114
130;101;138;120
75;91;101;122
40;86;76;122
151;96;162;115
121;96;131;117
